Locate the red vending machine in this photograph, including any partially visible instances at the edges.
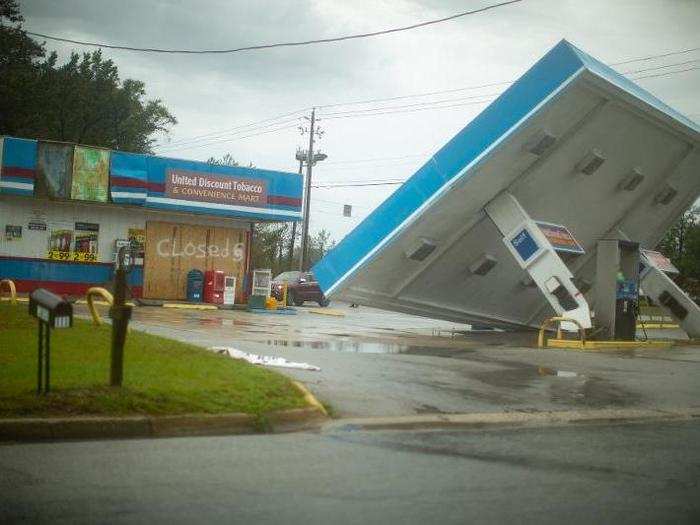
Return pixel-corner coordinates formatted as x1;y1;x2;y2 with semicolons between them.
203;270;225;304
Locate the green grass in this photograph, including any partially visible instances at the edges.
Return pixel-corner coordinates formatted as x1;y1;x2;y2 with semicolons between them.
0;302;306;418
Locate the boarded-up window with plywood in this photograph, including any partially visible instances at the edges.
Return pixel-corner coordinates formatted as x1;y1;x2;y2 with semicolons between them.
144;221;247;300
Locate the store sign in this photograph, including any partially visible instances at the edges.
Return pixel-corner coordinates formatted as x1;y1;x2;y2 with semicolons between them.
48;250;98;263
75;222;99;232
642;249;679;274
536;222;585;255
49;229;72;254
47;249;71;261
5;225;22;240
510;228;540;263
128;228;145;264
74;231;99;260
165;169;268;207
28;221;47;231
47;228;99;263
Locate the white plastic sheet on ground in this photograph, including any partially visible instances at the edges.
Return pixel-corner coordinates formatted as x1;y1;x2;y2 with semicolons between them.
211;346;320;371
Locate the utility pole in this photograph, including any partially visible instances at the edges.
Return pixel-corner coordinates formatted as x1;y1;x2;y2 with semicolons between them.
299;108;316;272
287;155;304;268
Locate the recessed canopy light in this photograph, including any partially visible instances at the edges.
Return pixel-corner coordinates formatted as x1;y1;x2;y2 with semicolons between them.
618;168;644;191
576;148;606;175
525;130;557;155
468;253;497;276
654;185;678;205
405;238;437;261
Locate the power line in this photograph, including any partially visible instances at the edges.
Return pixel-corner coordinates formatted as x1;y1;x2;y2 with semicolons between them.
314;58;700;121
317;159;425;171
320;92;501;117
610;46;700;66
622;58;699;76
315;46;700;111
155;108;309;150
317;80;513;110
156;61;699;155
317;176;409;184
24;0;523;54
164;96;494;151
162;56;699;153
631;65;700;81
321;99;495;119
323;153;428;165
263;153;430;173
156;117;302;152
318;63;700;121
158;123;300;153
157;46;700;151
312;180;406;188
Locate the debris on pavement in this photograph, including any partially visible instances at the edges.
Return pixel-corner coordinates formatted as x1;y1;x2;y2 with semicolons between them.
538;367;578;378
212;346;321;371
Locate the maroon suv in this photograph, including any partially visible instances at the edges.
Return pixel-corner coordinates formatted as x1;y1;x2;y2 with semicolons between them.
271;271;330;307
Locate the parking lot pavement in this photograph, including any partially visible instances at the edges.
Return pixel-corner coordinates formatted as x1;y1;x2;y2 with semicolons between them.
91;302;700;418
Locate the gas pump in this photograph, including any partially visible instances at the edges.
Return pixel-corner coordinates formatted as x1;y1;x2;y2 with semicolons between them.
640;250;700;338
594;240;640;341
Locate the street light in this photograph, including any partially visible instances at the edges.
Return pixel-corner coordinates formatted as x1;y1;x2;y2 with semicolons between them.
296;150;327;165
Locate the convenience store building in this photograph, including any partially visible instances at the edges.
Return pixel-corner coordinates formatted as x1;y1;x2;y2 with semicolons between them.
0;136;302;301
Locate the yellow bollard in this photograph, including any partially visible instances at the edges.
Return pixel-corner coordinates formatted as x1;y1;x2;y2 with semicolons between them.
538;316;586;348
86;287;114;325
0;279;17;305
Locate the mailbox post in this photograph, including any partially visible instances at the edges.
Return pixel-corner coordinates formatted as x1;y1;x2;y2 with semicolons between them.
28;289;73;395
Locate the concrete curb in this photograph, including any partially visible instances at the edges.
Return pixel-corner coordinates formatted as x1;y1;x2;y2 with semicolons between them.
326;408;700;432
0;406;328;442
292;381;328;417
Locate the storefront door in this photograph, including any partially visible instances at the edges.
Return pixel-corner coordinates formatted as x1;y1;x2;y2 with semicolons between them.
143;221;246;300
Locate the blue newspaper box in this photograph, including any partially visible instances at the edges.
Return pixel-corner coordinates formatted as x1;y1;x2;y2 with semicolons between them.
186;269;204;302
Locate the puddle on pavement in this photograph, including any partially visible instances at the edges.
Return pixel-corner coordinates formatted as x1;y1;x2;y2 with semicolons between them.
194;317;280;328
262;338;584;372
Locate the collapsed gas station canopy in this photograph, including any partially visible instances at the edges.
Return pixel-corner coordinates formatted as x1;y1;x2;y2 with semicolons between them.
313;40;700;329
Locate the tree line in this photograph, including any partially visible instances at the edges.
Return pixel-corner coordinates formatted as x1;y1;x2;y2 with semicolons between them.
1;0;175;153
657;207;700;297
1;0;336;274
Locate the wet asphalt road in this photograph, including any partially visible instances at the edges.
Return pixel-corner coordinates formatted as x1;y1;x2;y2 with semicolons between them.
101;303;700;418
2;421;699;524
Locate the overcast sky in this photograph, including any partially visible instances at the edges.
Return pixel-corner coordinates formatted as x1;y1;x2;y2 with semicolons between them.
20;0;700;242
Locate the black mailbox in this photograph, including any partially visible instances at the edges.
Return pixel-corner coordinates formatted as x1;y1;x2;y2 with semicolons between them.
29;289;74;395
29;288;73;328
